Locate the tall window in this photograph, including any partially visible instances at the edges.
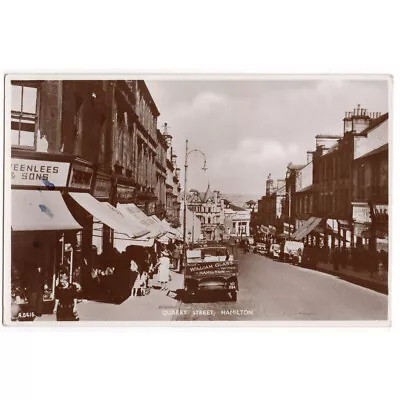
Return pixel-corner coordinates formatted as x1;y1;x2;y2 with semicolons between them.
11;83;39;148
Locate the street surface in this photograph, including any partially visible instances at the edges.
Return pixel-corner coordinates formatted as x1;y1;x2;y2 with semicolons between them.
74;250;388;322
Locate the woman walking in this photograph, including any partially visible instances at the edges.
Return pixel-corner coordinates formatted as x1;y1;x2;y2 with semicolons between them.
54;272;80;321
157;250;171;292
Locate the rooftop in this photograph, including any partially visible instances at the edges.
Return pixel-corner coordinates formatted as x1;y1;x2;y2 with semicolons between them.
358;112;389;137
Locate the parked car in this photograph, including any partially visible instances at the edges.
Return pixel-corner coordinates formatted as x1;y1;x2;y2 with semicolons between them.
269;243;281;259
282;240;304;264
255;242;268;256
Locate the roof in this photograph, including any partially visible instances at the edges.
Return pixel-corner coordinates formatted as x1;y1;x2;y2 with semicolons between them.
358;112;389;136
326;141;340;154
355;143;388;160
315;134;342;139
224;199;246;211
202;183;213;202
288;162;306;170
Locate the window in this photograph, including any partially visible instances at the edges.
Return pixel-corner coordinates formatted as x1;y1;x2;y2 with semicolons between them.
11;83;39;148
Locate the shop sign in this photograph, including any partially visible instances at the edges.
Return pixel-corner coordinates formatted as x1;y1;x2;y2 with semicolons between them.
354;223;370;238
372;204;388;224
117;185;135;202
11;158;70;188
352;204;371;224
68;164;94;190
93;177;112;199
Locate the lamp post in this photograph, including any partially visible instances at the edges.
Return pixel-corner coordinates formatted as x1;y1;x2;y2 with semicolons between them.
285;167;292;240
183;139;207;253
287;190;292;240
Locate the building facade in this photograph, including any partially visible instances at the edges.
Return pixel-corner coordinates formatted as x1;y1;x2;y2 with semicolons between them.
223;201;251;237
10;80;181;317
352;113;388;252
162;123;181;228
186;185;225;240
256;175;286;233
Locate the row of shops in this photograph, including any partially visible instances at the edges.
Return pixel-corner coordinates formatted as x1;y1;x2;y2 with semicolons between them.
256;208;388;259
10;151;182;320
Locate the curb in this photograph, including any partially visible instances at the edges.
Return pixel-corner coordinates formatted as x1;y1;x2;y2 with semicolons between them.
298;264;388;295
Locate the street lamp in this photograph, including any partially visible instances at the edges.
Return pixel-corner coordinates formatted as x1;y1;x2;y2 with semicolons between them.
183;139;207;252
285;168;292;240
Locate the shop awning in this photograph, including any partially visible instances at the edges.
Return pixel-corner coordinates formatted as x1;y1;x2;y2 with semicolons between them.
160;218;180;237
157;233;171;244
69;193;149;238
292;217;322;240
113;232;155;251
12;190;82;231
150;215;169;233
117;203;164;238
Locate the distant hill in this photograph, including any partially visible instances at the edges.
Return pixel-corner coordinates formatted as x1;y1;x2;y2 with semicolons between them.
222;193;262;209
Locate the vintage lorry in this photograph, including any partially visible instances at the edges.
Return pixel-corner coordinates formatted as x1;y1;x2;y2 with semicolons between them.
184;246;239;301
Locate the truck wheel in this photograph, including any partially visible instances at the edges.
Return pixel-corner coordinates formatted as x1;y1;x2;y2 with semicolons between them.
229;291;237;302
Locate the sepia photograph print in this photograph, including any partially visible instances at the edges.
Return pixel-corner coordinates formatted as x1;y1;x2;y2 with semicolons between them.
3;75;391;326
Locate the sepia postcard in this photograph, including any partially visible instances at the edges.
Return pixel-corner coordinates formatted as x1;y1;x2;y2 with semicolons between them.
2;74;392;326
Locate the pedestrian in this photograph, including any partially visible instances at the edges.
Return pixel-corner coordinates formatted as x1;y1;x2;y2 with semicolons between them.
377;252;385;281
26;262;45;318
178;242;184;273
157;250;171;292
369;250;379;279
172;244;180;272
340;247;348;270
166;239;175;256
54;271;80;321
332;246;340;271
129;258;139;297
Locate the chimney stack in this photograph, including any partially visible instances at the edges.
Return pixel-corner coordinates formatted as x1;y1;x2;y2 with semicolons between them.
306;151;313;163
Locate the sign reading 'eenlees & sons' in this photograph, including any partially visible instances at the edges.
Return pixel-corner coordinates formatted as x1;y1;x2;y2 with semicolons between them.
11;158;70;187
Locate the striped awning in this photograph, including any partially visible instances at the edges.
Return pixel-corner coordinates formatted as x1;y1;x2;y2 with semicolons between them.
291;217;321;240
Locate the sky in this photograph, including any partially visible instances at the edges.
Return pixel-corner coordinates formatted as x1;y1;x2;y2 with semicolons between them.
146;78;389;199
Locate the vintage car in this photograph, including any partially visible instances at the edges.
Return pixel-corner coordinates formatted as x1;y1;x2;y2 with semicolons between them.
184;246;239;301
269;243;281;259
255;242;268;256
282;240;304;264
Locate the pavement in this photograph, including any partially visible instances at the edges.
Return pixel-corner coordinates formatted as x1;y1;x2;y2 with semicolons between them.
303;261;389;295
34;252;388;322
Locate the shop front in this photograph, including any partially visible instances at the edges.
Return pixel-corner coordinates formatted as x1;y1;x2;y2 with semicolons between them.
10;152;82;321
92;172;113;256
371;203;389;253
352;202;372;248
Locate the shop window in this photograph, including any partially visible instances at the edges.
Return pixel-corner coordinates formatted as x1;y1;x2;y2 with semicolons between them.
11;83;39;148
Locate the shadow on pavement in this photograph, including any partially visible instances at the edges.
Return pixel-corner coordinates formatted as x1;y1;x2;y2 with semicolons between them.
177;289;234;304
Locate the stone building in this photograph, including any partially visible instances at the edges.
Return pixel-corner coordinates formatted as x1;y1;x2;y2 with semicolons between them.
352;112;388;252
223;200;251;237
256;175;286;233
186;184;225;240
162;123;181;227
10;79;180;262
